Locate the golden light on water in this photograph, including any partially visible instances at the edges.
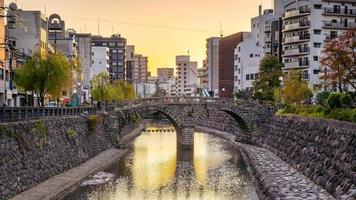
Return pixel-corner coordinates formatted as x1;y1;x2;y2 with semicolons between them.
73;125;257;200
132;126;177;190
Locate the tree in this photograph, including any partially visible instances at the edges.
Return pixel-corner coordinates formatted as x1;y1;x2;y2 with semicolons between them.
14;52;73;106
281;71;313;105
253;55;283;102
320;29;356;92
111;80;136;101
91;73;136;103
91;72;112;102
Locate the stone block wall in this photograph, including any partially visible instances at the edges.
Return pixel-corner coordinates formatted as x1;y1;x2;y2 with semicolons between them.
0;116;112;200
257;115;356;198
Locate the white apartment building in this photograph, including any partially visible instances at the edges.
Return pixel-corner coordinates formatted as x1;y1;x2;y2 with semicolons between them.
234;8;274;92
158;78;176;96
206;37;220;96
280;0;356;91
157;67;174;83
92;46;109;76
176;55;198;96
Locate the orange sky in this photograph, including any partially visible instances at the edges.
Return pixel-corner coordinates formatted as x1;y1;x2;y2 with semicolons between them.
7;0;272;75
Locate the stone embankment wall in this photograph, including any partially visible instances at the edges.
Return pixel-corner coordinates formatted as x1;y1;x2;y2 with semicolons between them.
197;113;355;198
257;115;356;198
0;116;113;200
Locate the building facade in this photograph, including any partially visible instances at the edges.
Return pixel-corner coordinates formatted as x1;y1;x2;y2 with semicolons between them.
280;0;356;91
176;55;198;97
157;67;174;83
219;33;245;98
126;45;135;83
92;46;109;76
205;37;220;96
91;34;126;80
133;54;148;83
234;8;274;92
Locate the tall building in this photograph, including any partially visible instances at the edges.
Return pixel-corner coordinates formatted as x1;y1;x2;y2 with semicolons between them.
198;63;208;90
92;46;109;76
133;54;148;83
126;45;135;83
234;7;274;92
0;0;5;106
176;55;198;97
91;34;126;80
157;67;174;83
219;33;245;98
6;9;48;106
7;9;48;55
70;32;93;103
205;37;220;96
280;0;356;91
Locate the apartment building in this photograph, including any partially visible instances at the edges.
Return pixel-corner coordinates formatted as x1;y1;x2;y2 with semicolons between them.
280;0;356;91
132;54;148;83
198;64;208;90
176;55;198;96
92;46;109;76
234;7;274;92
157;67;174;83
91;34;126;80
0;0;5;106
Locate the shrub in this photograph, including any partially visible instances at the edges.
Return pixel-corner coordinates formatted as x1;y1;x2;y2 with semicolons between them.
34;120;48;139
316;91;330;105
340;93;353;107
326;93;342;108
87;115;102;134
66;129;77;139
327;109;356;123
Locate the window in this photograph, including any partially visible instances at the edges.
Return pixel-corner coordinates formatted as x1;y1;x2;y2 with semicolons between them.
314;43;322;48
313;69;320;75
250;54;253;58
314;4;322;9
109;42;115;47
250;74;254;80
0;68;3;80
314;29;321;34
238;47;241;52
238;69;241;74
102;42;107;46
112;49;117;53
246;74;250;80
313;56;318;61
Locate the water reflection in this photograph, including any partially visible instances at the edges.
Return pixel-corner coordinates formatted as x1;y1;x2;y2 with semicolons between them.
65;125;257;200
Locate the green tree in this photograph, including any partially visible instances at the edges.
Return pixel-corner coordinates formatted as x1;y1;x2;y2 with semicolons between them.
281;71;313;105
253;55;283;102
91;72;113;102
14;52;73;106
111;80;136;101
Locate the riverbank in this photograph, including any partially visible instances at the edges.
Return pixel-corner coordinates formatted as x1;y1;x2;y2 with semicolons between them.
195;126;335;200
9;123;147;200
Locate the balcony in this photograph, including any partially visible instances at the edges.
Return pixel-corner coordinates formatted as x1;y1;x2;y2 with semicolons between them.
324;33;339;41
284;60;309;69
264;36;271;43
283;7;310;20
283;47;310;57
283;34;310;44
323;7;356;17
283;20;310;32
322;21;356;29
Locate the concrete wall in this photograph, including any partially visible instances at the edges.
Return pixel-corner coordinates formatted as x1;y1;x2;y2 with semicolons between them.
257;115;356;198
0;116;113;199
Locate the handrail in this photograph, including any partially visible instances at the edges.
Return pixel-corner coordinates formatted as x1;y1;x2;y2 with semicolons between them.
0;106;96;123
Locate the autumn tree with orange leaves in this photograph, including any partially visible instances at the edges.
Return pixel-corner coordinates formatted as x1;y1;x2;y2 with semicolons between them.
320;29;356;92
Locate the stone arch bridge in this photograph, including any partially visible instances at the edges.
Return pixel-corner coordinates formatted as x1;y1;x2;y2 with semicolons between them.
108;97;273;149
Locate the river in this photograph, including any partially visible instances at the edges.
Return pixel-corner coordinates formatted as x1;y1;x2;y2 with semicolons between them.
65;123;258;200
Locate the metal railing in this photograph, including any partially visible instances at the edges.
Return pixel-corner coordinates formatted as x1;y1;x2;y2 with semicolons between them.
0;106;96;122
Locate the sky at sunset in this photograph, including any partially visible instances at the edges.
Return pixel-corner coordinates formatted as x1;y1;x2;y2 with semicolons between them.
6;0;273;75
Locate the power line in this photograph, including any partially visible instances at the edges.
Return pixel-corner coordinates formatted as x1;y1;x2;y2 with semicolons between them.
63;16;219;34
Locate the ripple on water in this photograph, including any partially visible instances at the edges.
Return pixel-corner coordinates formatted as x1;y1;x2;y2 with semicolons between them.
65;129;258;200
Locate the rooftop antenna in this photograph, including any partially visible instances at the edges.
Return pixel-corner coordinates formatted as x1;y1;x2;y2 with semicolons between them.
97;17;100;35
219;22;223;37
